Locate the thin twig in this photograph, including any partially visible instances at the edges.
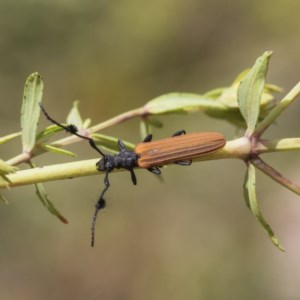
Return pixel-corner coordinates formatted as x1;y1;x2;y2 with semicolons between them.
251;156;300;196
6;107;146;166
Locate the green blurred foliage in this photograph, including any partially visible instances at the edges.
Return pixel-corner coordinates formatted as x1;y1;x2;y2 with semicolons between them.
1;0;300;299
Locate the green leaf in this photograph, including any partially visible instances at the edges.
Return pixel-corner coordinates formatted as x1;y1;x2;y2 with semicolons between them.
0;161;17;186
140;119;151;140
66;100;92;128
21;72;44;152
0;159;18;175
264;83;283;94
237;51;272;135
0;132;21;145
254;81;300;137
0;176;10;189
243;163;284;251
36;124;64;143
202;68;279;128
144;93;226;115
92;133;135;153
67;100;83;127
40;144;77;157
202;87;225;99
82;118;91;129
0;193;8;204
139;118;163;141
28;162;68;224
35;182;68;224
147;118;163;128
0;159;17;188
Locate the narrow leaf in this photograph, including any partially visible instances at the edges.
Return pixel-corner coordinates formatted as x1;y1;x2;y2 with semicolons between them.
0;159;17;188
243;163;284;251
82;118;91;129
67;100;83;127
21;73;44;152
35;182;68;224
237;51;272;135
36;125;64;143
144;93;226;115
0;194;8;204
40;144;77;157
92;133;135;153
202;87;225;99
0;159;18;175
28;162;68;224
0;176;10;189
147;118;163;128
0;132;21;145
254;81;300;137
140;119;151;141
139;118;163;142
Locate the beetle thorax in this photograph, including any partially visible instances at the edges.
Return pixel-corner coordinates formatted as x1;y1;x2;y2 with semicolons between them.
96;150;138;172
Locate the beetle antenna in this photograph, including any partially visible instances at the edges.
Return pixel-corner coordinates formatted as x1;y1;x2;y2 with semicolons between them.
39;103;105;157
91;170;110;247
91;197;106;247
87;137;105;157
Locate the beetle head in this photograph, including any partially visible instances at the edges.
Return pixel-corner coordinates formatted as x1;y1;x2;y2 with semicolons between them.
96;155;114;172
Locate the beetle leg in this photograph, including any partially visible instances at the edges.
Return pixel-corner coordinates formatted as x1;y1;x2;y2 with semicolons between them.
172;129;186;137
142;134;153;143
103;170;110;188
118;139;126;151
129;169;137;185
175;160;192;166
147;166;161;175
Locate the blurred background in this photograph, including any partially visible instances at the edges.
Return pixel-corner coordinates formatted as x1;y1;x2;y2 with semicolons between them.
1;0;300;299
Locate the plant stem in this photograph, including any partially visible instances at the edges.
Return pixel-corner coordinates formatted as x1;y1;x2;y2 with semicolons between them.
254;138;300;153
253;82;300;138
6;107;146;166
251;157;300;196
1;159;99;188
0;132;21;144
1;138;249;188
3;136;300;189
52;107;146;147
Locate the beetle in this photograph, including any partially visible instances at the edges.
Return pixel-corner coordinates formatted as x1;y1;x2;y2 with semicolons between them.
39;104;226;246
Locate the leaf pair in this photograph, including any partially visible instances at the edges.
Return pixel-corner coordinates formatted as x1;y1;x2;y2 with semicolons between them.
20;73;68;224
238;51;273;136
238;51;300;251
143;64;280;129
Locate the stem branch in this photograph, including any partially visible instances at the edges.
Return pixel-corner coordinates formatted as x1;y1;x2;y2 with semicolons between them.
1;138;248;188
251;157;300;196
254;82;300;137
3;136;300;189
5;107;146;166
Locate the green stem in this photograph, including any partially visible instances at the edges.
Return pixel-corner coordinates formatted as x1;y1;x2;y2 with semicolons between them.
1;138;249;188
1;159;99;188
3;136;300;189
0;137;300;189
0;132;21;145
254;138;300;153
52;107;145;147
253;82;300;138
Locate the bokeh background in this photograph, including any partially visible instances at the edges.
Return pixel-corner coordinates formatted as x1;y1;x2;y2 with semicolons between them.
1;0;300;299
